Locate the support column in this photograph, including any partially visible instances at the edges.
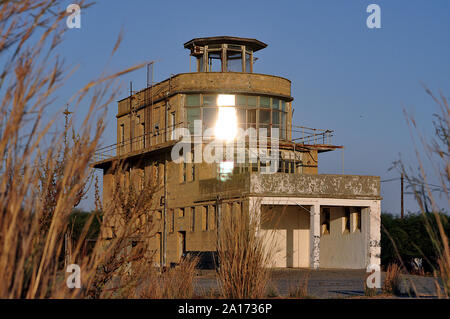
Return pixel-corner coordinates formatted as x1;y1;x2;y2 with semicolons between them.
367;201;381;268
309;204;320;269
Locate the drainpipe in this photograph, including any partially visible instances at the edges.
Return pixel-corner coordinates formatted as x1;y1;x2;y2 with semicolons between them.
216;195;221;268
163;153;168;268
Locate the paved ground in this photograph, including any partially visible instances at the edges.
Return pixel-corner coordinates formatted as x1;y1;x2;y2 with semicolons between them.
193;268;442;298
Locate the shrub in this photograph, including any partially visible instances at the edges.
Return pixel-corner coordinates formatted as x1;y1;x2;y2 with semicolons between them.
382;263;403;295
288;273;310;298
216;200;273;298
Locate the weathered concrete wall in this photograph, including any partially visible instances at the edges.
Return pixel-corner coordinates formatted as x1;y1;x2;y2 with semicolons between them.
260;205;310;267
255;197;381;270
198;173;250;201
118;72;292;116
250;173;380;199
102;164;380;266
319;206;366;269
198;173;380;200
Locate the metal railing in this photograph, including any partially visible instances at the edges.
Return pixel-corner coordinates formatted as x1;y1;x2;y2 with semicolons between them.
93;122;185;162
292;125;333;145
93;123;335;163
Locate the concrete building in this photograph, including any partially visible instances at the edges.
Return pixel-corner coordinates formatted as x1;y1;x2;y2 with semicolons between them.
93;36;381;270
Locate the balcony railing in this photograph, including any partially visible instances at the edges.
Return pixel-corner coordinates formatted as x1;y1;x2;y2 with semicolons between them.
93;122;335;163
93;122;184;163
292;125;333;145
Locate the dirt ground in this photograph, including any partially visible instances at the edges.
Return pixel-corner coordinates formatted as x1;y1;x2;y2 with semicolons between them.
193;268;442;298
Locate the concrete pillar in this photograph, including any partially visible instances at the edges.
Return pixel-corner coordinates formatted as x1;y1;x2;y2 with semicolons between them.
309;204;320;269
367;201;381;268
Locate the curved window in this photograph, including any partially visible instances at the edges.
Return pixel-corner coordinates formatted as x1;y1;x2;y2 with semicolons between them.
185;94;289;139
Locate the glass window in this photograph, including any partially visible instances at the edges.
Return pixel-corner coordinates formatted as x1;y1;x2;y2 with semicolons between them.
202;108;217;129
186;94;200;106
281;112;286;139
260;96;270;108
259;110;270;124
272;110;280;125
247;96;257;106
203;94;216;106
236;95;246;106
187;108;200;133
237;109;246;128
198;57;204;72
227;50;243;72
281;100;286;111
248;109;256;124
208;51;222;72
271;98;280;109
245;52;251;72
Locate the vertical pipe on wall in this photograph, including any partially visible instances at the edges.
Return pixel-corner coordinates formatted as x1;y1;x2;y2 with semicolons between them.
163;155;168;268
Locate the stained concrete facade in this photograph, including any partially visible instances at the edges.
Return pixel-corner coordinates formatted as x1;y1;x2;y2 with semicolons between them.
94;36;381;270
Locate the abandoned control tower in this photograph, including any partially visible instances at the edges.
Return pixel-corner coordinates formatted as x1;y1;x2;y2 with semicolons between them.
93;36;381;270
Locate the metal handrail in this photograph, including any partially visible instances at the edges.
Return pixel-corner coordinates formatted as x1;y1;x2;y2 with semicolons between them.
93;122;335;163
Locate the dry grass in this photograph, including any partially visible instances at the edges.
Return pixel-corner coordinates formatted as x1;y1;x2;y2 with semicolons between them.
266;282;279;298
0;0;153;298
139;257;198;299
382;263;403;295
216;200;275;298
288;272;310;298
398;88;449;298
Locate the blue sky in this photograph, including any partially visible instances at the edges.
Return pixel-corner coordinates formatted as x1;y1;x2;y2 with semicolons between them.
55;0;450;214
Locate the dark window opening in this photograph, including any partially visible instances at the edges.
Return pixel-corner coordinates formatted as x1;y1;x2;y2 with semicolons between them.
344;207;351;233
355;208;362;231
190;207;195;232
322;208;330;235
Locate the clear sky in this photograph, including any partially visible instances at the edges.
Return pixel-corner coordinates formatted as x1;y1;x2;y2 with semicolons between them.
55;0;450;214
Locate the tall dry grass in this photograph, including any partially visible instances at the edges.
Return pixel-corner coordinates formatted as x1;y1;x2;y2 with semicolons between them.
0;0;156;298
288;272;310;298
382;263;403;296
216;200;275;298
138;257;198;299
395;87;449;298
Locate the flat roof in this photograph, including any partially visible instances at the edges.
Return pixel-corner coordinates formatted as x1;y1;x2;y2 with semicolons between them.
184;36;267;52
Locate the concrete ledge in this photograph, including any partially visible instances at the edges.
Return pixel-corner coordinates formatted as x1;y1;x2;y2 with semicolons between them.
250;173;380;199
198;173;380;200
